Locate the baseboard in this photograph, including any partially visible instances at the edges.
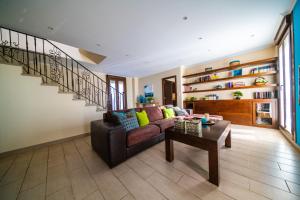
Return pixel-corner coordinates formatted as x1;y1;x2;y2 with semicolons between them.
0;132;90;158
279;127;300;152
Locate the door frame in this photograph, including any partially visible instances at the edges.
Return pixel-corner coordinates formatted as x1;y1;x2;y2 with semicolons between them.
162;75;177;106
276;14;296;140
106;75;127;110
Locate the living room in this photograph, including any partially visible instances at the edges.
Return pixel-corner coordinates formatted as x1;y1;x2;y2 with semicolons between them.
0;0;300;200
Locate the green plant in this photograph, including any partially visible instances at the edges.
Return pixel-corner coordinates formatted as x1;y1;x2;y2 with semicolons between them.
185;97;191;101
190;96;197;101
233;91;243;99
146;96;154;103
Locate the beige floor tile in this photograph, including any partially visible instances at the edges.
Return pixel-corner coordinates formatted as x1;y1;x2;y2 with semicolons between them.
46;186;74;200
112;163;130;177
0;155;15;180
119;170;166;200
93;171;128;200
126;157;154;179
221;159;289;191
279;163;300;175
147;172;201;200
21;162;47;191
137;151;183;183
30;148;48;166
46;164;71;196
18;183;45;200
250;179;300;200
121;193;136;200
286;181;300;196
178;175;229;200
219;179;268;200
82;190;104;200
69;167;97;200
0;152;33;186
0;179;22;200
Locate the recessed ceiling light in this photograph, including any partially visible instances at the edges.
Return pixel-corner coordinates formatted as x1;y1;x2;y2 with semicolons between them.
250;34;255;37
198;37;203;40
182;16;188;20
208;49;211;52
48;26;54;31
125;54;129;57
96;43;101;47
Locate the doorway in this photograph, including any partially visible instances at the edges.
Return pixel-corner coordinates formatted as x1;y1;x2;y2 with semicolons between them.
106;75;127;111
162;76;177;106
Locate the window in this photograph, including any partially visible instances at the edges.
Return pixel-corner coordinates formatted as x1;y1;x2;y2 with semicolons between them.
279;32;292;133
106;75;127;110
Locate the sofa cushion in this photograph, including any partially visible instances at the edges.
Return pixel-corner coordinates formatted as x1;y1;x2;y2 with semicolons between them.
112;109;139;132
127;125;161;147
144;106;163;122
151;118;175;132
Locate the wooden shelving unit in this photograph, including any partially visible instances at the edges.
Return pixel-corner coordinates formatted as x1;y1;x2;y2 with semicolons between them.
182;57;277;78
183;84;278;93
183;71;277;86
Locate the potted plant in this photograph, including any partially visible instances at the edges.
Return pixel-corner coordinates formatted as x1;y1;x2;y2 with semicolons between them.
233;91;243;100
190;96;197;101
146;96;155;103
254;77;268;86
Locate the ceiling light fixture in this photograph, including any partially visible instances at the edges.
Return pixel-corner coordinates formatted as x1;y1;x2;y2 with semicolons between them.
250;34;255;38
182;16;188;20
47;26;54;31
96;43;101;47
198;37;203;40
125;54;129;57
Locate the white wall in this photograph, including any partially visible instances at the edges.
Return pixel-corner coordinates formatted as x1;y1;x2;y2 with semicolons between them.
0;63;105;153
138;67;183;108
138;47;277;106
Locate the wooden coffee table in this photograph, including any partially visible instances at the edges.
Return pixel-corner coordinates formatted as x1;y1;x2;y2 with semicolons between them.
165;120;231;186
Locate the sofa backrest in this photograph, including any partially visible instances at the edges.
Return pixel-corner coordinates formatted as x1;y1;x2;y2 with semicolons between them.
104;108;142;123
143;106;164;122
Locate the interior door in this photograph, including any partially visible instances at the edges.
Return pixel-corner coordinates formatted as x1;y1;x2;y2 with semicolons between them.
106;75;127;111
163;80;173;105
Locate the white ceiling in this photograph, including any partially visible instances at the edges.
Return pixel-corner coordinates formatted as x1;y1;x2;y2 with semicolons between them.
0;0;292;77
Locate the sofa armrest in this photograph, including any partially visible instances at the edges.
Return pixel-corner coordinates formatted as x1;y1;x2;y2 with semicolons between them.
91;120;126;168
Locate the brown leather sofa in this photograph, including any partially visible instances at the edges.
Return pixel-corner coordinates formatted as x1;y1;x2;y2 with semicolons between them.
91;106;174;168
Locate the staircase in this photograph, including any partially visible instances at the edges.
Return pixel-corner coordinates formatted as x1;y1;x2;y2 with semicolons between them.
0;27;121;111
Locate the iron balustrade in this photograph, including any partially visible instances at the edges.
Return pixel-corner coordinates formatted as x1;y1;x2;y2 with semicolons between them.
0;26;124;110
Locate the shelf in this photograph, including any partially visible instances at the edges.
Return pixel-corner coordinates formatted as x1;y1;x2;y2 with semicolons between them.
183;71;277;86
183;84;278;93
182;57;278;79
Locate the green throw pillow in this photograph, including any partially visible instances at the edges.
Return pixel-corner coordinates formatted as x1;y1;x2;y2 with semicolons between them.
136;110;150;126
163;108;175;119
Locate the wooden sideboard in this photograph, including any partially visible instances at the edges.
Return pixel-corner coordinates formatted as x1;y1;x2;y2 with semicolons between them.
184;99;278;128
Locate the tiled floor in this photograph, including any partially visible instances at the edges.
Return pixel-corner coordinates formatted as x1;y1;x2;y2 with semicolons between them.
1;125;300;200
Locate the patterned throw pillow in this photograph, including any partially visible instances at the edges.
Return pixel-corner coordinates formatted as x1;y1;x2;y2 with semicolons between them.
112;109;139;132
173;107;189;116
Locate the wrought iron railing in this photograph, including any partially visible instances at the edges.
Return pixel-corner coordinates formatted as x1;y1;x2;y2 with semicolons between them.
0;26;124;110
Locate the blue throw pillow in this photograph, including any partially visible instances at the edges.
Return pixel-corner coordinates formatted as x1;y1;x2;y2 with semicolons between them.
112;109;139;132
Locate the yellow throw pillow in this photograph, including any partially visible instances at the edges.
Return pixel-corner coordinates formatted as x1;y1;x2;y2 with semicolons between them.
136;110;150;126
163;108;175;119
